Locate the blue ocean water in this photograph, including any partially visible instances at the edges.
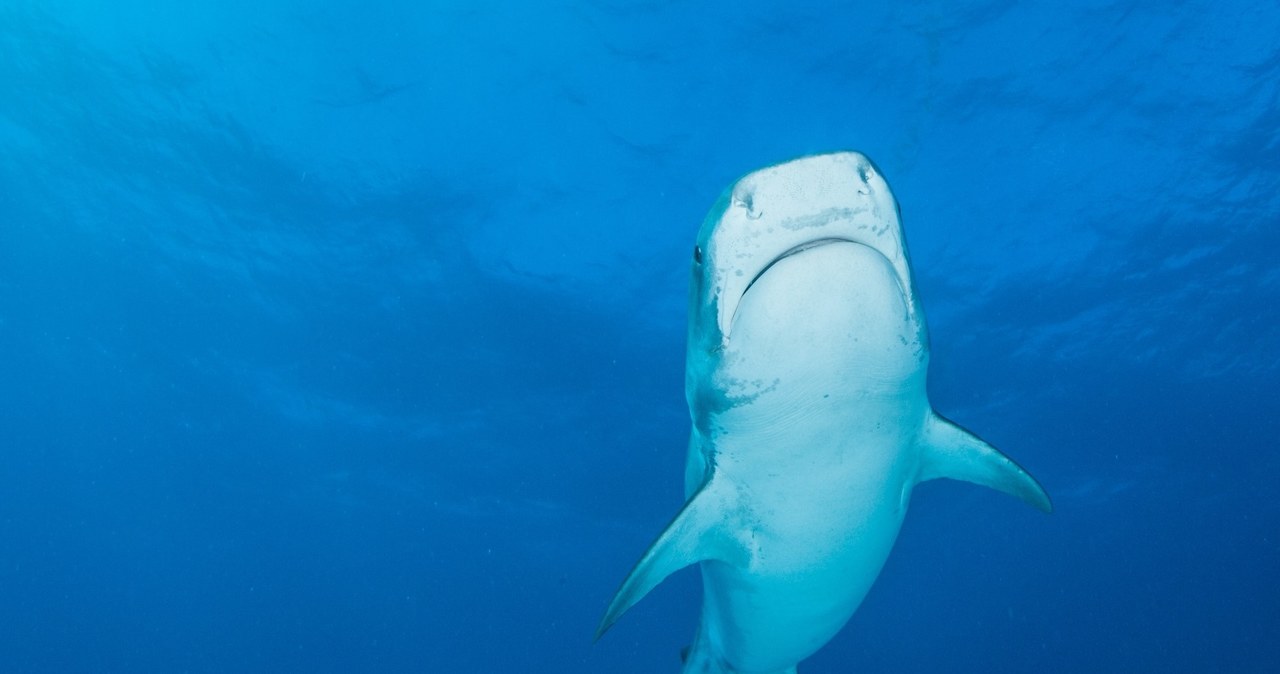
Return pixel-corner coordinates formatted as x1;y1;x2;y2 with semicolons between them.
1;0;1277;671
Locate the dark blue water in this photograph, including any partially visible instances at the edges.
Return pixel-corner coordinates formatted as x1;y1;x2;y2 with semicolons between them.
2;1;1277;671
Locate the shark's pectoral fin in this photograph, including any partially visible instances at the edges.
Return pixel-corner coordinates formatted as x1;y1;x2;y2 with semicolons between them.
918;412;1053;513
595;473;752;640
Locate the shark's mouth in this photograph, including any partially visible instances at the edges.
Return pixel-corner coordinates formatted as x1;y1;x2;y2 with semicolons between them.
721;235;921;345
738;237;858;302
730;238;882;334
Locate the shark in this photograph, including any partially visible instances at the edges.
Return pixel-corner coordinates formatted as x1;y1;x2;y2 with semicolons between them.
596;152;1051;673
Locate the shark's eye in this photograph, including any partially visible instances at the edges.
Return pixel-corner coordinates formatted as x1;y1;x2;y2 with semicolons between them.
693;245;703;264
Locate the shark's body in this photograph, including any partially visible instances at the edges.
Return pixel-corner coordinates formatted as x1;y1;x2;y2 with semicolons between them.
597;152;1050;673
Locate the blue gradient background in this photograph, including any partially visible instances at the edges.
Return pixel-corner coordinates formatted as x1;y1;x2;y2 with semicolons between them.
1;1;1277;672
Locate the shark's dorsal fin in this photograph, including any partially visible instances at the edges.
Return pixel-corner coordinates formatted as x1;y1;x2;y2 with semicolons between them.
595;473;753;640
918;412;1053;513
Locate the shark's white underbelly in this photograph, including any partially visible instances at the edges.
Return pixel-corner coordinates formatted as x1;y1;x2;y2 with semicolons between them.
689;241;925;671
698;438;915;672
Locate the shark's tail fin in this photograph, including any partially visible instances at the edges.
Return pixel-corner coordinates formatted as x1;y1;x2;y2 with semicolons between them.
917;411;1052;513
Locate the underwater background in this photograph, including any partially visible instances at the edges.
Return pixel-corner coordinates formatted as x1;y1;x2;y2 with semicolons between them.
2;1;1277;671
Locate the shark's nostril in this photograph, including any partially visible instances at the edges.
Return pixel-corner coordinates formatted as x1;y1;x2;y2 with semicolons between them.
733;188;762;220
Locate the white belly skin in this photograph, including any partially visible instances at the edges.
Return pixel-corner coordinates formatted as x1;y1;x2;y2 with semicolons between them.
696;449;914;672
688;242;928;672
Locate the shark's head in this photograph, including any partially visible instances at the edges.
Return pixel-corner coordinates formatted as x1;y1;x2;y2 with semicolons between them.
687;152;924;357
